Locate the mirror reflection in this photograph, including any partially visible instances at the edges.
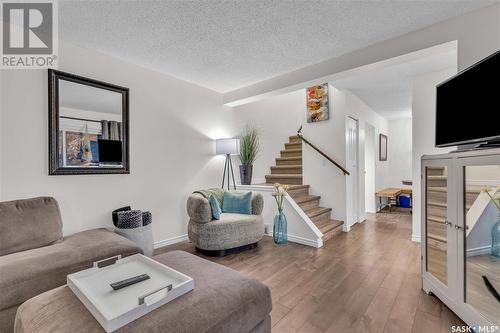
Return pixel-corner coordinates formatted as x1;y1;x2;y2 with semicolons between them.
58;80;124;168
465;165;500;326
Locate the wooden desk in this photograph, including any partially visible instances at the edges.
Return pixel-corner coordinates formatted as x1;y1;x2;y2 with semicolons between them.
375;187;413;213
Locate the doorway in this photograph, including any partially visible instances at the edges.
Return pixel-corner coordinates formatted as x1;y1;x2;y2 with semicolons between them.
346;116;359;231
364;123;376;213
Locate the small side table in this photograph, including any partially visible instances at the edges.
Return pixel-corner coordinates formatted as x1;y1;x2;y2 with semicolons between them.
375;188;402;213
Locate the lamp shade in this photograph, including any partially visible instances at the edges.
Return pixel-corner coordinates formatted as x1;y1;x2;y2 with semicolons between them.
216;138;240;155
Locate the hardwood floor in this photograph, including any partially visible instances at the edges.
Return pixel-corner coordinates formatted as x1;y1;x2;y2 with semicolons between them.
156;211;465;333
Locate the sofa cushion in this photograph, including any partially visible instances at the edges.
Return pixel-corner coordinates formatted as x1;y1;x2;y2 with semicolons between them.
0;197;63;256
209;194;221;220
0;228;140;311
222;191;252;214
15;251;272;333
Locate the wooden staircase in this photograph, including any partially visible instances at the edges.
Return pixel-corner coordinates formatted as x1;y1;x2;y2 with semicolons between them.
265;135;343;242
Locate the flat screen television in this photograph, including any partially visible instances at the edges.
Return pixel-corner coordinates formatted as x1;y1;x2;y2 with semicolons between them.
435;50;500;148
98;139;123;164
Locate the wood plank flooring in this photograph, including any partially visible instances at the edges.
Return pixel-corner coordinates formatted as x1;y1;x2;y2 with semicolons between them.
156;210;465;332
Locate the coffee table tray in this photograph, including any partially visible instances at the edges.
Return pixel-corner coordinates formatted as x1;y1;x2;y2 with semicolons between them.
67;254;194;332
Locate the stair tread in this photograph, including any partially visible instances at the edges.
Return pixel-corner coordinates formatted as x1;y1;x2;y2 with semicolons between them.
427;201;447;207
281;149;302;153
305;206;332;217
427;187;447;192
266;174;302;178
427;175;447;179
276;157;302;161
317;219;343;233
271;165;303;169
294;195;320;204
288;184;310;189
428;233;447;243
427;215;446;224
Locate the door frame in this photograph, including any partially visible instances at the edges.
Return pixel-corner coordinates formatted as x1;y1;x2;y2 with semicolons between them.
345;116;359;232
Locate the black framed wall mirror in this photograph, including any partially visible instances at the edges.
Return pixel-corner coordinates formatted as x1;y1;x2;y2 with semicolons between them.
48;69;130;175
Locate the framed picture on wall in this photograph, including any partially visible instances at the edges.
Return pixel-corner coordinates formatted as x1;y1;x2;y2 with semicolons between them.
379;134;387;161
306;83;329;123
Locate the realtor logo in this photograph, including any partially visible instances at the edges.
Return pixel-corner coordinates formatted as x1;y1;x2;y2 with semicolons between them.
1;0;58;68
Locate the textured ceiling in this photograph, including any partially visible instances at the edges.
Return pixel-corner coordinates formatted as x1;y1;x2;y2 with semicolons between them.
333;49;457;119
60;0;495;93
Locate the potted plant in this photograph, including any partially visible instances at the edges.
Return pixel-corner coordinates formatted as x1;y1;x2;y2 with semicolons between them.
239;125;260;185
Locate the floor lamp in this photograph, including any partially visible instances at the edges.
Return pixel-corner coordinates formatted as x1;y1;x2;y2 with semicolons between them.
216;138;240;190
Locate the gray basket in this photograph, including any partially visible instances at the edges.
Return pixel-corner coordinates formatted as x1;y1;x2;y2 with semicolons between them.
115;223;154;257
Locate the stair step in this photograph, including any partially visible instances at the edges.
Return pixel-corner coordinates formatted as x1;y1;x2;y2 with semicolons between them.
305;206;332;223
276;157;302;166
265;174;302;185
287;184;310;198
285;143;302;150
289;136;301;144
271;165;302;175
427;215;446;224
295;195;321;210
427;175;447;187
318;219;343;242
426;166;446;176
428;201;447;208
281;149;302;158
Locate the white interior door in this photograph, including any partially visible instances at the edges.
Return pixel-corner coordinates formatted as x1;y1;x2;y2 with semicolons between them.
346;116;359;230
364;124;376;213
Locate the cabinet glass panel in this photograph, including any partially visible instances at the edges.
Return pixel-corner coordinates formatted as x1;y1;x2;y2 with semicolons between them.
425;166;448;285
464;165;500;326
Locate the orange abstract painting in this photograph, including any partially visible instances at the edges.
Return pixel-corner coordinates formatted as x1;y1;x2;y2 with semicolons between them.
306;83;329;123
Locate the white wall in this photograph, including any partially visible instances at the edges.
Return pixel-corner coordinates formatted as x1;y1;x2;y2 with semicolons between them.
0;42;235;242
233;90;304;184
387;117;412;188
234;86;389;229
411;68;456;242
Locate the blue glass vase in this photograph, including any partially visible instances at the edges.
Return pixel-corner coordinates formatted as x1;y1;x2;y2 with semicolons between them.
492;216;500;258
273;208;287;244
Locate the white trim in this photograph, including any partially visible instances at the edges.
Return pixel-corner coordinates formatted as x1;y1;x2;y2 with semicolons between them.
466;245;491;257
466;180;500;187
264;233;322;248
237;184;324;239
154;234;188;249
411;234;421;242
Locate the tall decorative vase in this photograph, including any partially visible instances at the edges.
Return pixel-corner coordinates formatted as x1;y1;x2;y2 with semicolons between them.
492;217;500;258
273;208;288;244
239;165;253;185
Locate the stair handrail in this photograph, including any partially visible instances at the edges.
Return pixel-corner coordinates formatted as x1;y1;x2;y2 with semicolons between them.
297;126;350;176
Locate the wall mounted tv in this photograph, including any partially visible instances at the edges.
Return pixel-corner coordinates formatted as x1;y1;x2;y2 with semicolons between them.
435;50;500;148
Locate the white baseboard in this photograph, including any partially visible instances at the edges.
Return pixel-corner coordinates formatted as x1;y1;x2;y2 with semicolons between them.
411;234;421;243
265;233;322;248
466;245;491;257
154;234;188;249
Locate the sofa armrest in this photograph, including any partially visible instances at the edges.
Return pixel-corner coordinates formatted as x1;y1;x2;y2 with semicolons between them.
251;193;264;215
187;194;213;223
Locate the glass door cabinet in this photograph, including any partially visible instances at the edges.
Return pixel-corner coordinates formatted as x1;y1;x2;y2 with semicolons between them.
422;149;500;329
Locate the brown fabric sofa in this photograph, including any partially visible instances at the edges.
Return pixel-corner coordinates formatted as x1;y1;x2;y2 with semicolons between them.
14;251;272;333
0;197;141;332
